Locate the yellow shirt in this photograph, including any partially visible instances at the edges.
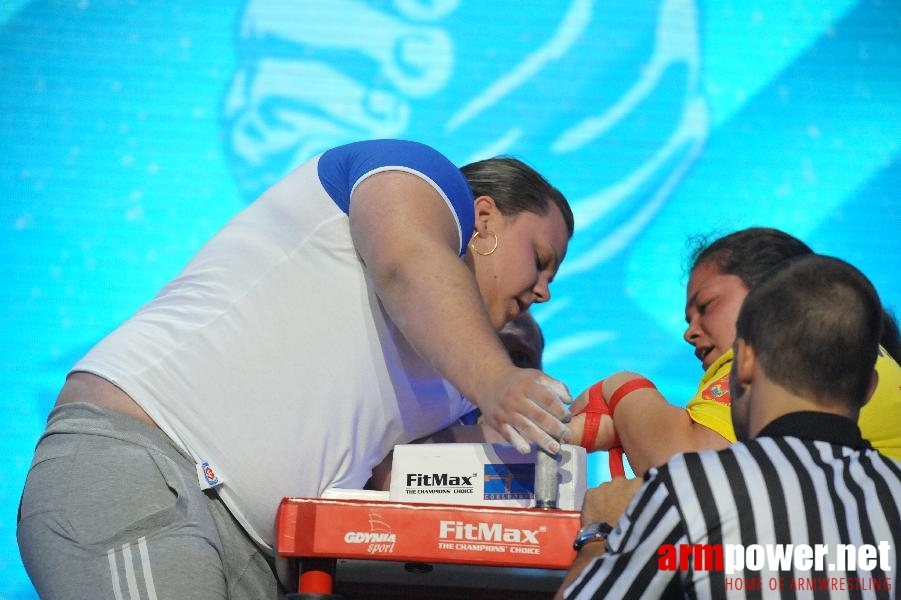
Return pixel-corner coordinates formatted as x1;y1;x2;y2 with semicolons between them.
685;347;901;461
685;351;735;441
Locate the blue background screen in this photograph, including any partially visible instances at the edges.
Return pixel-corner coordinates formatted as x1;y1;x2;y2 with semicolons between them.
2;1;899;595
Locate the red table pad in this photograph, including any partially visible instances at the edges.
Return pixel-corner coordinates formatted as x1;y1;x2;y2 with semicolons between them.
277;497;581;570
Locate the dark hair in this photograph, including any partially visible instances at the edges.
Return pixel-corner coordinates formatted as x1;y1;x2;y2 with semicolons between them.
736;255;881;409
499;311;545;370
461;157;574;238
688;227;813;289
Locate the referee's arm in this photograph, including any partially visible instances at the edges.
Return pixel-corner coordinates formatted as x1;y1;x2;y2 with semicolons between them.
561;471;688;600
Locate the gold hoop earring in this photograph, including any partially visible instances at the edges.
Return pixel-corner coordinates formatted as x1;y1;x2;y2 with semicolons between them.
469;230;498;256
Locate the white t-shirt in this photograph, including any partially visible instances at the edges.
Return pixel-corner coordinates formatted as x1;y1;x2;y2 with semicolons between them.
73;139;477;548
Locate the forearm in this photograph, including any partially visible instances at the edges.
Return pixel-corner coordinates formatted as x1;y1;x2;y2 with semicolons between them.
606;372;729;475
372;245;515;405
365;229;572;452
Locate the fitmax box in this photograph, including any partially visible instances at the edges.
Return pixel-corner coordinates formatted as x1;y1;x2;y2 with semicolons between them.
388;443;586;510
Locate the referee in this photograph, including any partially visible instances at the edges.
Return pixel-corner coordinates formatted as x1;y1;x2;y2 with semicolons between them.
558;255;901;599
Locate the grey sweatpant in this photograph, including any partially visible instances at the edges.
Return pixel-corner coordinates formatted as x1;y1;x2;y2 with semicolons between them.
17;403;288;599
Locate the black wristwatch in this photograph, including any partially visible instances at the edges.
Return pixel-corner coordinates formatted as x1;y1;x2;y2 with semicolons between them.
573;522;613;551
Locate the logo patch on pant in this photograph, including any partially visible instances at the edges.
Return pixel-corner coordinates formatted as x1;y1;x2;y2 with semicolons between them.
196;460;223;489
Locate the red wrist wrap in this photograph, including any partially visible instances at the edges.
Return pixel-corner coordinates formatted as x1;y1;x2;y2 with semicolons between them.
608;447;626;478
607;377;657;416
574;380;607;451
604;378;655;478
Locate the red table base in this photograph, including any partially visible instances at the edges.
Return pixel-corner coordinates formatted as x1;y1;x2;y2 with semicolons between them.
276;497;581;595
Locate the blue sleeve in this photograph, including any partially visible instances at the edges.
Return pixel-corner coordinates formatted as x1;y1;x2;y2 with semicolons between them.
317;139;475;256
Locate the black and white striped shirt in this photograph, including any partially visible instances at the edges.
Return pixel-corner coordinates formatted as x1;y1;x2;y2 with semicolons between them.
565;412;901;599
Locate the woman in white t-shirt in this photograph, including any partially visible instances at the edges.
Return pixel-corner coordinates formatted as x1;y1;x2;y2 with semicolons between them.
17;139;576;598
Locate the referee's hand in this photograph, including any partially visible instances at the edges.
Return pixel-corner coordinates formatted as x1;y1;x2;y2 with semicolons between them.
581;477;643;526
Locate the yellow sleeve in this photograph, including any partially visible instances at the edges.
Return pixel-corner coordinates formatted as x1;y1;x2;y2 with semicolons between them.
858;348;901;461
685;351;737;443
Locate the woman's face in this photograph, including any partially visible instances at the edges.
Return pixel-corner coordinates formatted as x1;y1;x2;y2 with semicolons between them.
683;259;749;371
469;200;569;331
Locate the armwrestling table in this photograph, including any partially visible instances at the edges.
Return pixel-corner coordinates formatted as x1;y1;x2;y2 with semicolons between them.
276;497;581;599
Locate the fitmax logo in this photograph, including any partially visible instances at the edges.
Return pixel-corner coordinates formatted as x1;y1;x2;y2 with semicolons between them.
439;520;541;544
406;473;475;486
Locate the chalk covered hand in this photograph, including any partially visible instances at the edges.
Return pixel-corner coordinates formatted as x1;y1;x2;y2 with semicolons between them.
477;367;574;454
